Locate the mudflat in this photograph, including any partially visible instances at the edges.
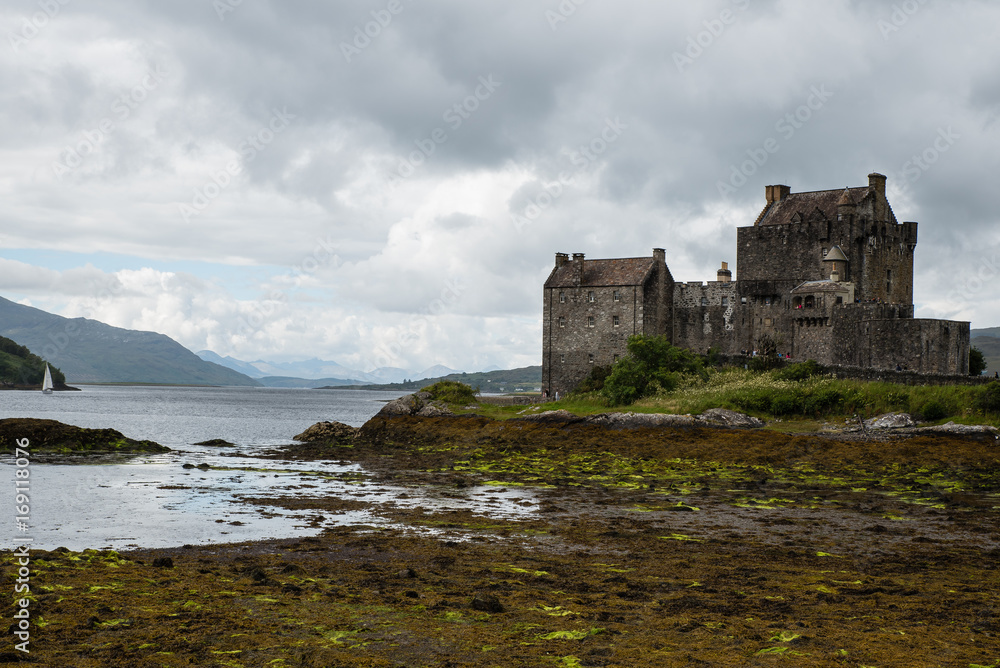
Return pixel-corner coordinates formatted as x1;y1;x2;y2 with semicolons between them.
5;415;999;667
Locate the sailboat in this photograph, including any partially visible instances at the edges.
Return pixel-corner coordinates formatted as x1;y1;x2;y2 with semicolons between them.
42;363;54;394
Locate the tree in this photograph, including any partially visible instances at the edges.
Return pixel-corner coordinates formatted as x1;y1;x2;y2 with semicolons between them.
601;335;703;405
969;346;987;376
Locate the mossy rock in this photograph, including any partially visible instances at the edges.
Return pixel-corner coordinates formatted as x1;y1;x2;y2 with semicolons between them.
0;418;170;453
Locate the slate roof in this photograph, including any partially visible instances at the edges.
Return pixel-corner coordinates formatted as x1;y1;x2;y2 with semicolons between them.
754;186;875;226
544;257;658;288
790;279;851;294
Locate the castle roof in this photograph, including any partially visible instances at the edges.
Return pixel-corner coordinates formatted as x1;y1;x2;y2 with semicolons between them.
790;279;851;294
755;186;871;226
544;257;658;288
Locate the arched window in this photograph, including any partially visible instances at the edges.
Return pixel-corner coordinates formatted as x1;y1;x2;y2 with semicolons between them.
804;295;815;308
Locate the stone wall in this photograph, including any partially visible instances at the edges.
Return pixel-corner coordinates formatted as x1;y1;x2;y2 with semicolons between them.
672;281;739;354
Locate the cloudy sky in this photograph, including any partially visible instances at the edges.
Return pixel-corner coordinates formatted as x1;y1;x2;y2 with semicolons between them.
2;0;999;372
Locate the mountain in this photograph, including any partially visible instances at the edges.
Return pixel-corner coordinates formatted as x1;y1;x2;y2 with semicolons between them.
196;351;461;384
256;376;366;389
322;366;543;392
972;327;1000;339
0;297;260;386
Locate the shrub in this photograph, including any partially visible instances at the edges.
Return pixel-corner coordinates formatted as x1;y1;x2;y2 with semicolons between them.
777;359;823;382
601;335;700;405
575;365;612;393
976;381;1000;414
915;399;948;422
421;380;477;405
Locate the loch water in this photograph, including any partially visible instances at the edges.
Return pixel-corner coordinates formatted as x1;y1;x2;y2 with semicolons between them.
1;386;540;550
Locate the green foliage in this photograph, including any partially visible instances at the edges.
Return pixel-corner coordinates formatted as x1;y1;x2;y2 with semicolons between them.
575;365;611;393
975;381;1000;414
970;345;987;376
776;359;823;381
0;335;66;386
913;399;948;422
421;380;477;405
601;335;702;405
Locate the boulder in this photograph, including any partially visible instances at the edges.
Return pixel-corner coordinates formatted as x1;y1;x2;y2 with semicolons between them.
416;404;453;417
864;412;916;430
293;421;359;443
0;418;169;453
697;408;765;428
585;412;697;429
375;393;454;418
515;410;587;425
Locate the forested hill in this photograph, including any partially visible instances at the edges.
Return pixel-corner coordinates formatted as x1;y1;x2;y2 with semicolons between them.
0;336;68;388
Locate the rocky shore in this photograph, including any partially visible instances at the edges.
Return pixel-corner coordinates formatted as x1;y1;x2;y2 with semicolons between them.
4;399;999;666
0;417;169;453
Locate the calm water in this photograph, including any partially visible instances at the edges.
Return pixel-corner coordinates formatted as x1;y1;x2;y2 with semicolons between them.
0;386;542;550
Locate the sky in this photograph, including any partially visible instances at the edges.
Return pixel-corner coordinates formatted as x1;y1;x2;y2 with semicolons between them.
2;0;999;373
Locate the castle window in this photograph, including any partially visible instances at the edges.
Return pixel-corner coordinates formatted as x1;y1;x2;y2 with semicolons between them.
613;315;620;327
835;296;843;305
560;354;565;363
613;290;621;302
588;316;595;328
804;296;815;308
765;297;772;306
793;296;803;308
700;297;708;307
558;317;566;328
588;353;595;364
613;354;619;363
721;297;729;307
741;297;747;305
559;291;566;303
588;291;595;302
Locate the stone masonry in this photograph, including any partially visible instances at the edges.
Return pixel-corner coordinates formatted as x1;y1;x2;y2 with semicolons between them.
542;173;970;395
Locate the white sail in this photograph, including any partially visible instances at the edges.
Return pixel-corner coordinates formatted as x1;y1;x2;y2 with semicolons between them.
42;363;53;394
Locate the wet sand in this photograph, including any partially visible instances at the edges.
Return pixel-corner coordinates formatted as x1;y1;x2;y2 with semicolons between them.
4;415;999;667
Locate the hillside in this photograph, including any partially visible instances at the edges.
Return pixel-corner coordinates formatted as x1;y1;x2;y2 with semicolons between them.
0;336;70;389
0;297;260;386
320;366;542;392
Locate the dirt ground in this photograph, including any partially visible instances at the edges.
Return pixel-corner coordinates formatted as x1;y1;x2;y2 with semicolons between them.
3;415;1000;667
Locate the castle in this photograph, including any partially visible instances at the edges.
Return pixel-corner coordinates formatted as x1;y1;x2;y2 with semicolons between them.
542;173;971;395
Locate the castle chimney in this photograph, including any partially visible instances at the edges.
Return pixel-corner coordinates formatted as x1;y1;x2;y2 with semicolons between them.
868;172;887;198
555;252;569;268
717;261;732;283
653;248;665;264
765;184;791;204
572;252;585;286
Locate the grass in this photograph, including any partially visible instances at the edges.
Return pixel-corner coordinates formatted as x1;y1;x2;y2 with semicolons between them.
458;367;1000;429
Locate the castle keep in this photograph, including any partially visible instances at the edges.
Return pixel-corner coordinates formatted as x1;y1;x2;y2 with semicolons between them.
542;173;971;395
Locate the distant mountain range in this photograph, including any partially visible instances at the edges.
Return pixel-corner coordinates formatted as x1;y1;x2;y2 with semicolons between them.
0;297;259;386
195;350;461;386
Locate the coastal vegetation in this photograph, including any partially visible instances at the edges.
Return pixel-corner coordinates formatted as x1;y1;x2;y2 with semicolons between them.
0;418;169;453
0;335;66;388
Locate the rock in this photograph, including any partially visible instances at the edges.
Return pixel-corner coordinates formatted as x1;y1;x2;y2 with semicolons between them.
416;404;453;417
584;412;697;429
193;438;235;447
865;412;917;430
912;422;1000;437
697;408;765;428
378;394;425;416
515;410;587;425
0;417;169;453
470;592;504;613
293;421;359;443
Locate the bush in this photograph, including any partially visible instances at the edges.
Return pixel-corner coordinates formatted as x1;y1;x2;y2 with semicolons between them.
421;380;477;405
601;335;697;405
976;381;1000;414
915;399;948;422
777;359;823;382
575;365;611;393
